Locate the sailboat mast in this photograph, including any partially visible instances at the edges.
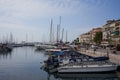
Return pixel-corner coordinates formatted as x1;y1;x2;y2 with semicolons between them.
52;25;54;43
50;19;53;43
10;32;13;43
61;28;64;42
66;30;67;43
58;16;61;42
26;34;28;42
56;24;59;42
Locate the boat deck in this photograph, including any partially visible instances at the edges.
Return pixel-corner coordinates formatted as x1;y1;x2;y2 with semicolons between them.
60;60;116;68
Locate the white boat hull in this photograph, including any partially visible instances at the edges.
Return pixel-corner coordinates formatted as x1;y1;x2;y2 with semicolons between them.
58;64;118;73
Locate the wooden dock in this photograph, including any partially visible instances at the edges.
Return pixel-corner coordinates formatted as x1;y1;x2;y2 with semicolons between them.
78;49;120;65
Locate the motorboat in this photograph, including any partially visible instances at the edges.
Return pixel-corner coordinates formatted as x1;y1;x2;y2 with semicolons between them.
58;60;118;73
42;51;118;73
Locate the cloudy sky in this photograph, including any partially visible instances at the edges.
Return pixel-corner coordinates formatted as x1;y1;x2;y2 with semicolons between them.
0;0;120;42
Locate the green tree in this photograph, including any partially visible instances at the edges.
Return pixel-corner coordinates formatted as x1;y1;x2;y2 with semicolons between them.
72;37;79;45
93;31;102;44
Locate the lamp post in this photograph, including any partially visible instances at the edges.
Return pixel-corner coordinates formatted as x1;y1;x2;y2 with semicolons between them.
106;29;111;57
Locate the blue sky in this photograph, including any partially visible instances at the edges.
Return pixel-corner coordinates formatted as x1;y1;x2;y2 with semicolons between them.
0;0;120;42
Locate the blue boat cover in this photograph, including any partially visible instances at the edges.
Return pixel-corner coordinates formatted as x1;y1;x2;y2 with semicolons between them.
54;51;64;55
92;57;109;61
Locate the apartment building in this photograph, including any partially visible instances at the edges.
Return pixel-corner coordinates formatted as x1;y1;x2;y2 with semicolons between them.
79;19;120;47
102;20;120;46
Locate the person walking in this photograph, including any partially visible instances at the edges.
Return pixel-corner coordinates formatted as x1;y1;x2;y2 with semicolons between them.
94;47;96;54
106;46;109;57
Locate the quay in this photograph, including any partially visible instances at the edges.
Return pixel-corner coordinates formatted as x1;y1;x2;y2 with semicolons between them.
78;48;120;65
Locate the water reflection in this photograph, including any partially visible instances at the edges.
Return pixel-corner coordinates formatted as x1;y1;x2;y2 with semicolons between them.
43;66;120;80
0;52;12;59
0;47;120;80
51;72;119;80
43;68;120;80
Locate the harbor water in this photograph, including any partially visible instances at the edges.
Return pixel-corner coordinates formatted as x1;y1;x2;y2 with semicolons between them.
0;47;120;80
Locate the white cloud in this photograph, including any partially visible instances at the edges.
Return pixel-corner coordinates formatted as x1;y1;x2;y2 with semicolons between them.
0;0;80;19
0;0;108;23
0;0;101;42
0;0;81;28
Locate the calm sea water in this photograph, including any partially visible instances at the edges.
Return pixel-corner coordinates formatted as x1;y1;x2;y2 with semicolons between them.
0;47;120;80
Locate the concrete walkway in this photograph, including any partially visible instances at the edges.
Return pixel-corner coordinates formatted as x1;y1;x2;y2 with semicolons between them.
78;48;120;65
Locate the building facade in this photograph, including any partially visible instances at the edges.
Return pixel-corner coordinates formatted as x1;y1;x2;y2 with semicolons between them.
90;27;102;44
79;19;120;46
79;32;91;44
102;20;120;46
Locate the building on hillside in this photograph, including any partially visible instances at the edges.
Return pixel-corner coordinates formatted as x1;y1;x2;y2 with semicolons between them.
111;20;120;46
89;27;102;44
79;32;91;45
79;28;102;45
101;19;120;46
79;19;120;47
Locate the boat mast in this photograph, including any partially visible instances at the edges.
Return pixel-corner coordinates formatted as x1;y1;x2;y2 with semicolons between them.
50;19;53;44
56;24;59;43
52;24;55;43
61;28;64;42
10;32;13;44
58;16;61;42
26;34;28;43
66;30;68;43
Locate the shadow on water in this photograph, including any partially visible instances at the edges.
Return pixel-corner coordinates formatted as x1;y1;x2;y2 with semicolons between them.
34;50;46;53
34;50;51;57
0;52;12;59
44;71;120;80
